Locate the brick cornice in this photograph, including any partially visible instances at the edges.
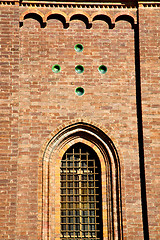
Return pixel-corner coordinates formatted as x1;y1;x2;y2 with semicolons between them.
138;1;160;7
0;0;160;8
0;0;136;8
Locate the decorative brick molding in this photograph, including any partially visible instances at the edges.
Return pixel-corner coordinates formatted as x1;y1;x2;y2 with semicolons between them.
1;0;160;8
138;1;160;7
38;121;123;239
19;9;45;22
44;10;68;23
19;9;137;28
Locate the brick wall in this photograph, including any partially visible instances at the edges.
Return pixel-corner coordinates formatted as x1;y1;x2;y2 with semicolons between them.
139;7;160;240
0;2;159;239
0;6;19;239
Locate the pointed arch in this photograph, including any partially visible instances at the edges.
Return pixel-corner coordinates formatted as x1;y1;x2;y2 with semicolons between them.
39;121;123;239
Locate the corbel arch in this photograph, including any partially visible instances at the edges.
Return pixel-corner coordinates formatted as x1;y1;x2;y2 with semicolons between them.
114;13;137;29
91;13;114;29
39;121;123;240
68;12;92;29
19;10;45;27
44;11;69;28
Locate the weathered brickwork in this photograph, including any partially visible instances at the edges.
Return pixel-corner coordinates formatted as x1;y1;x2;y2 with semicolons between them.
0;6;19;240
139;7;160;240
0;1;159;239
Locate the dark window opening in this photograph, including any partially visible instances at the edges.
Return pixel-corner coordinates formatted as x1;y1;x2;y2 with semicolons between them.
60;143;103;239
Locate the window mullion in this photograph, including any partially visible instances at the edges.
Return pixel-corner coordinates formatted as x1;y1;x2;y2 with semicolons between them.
66;153;68;238
87;152;89;239
79;147;82;239
73;148;75;238
94;158;97;238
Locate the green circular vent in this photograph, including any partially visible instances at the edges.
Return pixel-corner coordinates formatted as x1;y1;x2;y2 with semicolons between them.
98;65;107;74
75;87;85;96
52;64;61;73
74;44;84;52
75;65;84;74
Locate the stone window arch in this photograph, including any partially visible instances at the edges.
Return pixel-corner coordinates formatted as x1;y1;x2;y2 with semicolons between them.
39;121;123;240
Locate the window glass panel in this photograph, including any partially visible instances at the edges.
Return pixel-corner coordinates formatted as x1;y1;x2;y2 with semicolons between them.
74;182;79;187
68;203;73;208
89;189;94;194
89;181;94;187
82;224;88;231
82;217;88;223
82;203;88;209
75;210;79;216
74;175;79;181
61;217;66;223
75;217;80;223
75;196;79;201
89;175;94;180
68;175;73;180
68;210;73;215
89;195;94;201
89;217;95;223
61;182;66;188
61;189;66;194
75;203;79;208
82;175;87;180
61;203;66;208
82;210;88;216
61;210;66;216
62;161;66;167
61;196;66;201
89;203;94;208
62;225;66;230
68;217;73;223
68;182;73;187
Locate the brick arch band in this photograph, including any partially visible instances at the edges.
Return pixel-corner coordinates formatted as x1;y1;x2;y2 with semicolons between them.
39;121;123;240
20;10;136;29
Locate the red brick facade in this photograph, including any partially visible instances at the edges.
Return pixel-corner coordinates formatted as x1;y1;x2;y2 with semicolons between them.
0;1;159;239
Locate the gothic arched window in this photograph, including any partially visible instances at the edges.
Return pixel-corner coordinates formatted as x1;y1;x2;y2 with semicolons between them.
41;122;123;240
60;143;103;239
